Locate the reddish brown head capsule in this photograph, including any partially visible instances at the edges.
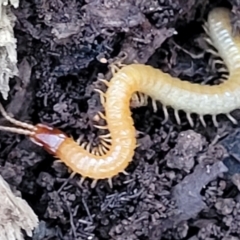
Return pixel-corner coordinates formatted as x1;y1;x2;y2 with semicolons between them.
30;124;68;154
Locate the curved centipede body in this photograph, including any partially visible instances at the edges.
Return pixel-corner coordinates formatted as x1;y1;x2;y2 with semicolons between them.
0;7;239;185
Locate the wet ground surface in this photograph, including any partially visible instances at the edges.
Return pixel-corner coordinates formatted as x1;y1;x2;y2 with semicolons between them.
1;0;240;239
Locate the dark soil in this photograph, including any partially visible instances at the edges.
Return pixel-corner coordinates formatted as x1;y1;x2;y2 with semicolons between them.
1;0;240;239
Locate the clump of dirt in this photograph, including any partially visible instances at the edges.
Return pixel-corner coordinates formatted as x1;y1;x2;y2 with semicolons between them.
1;0;240;239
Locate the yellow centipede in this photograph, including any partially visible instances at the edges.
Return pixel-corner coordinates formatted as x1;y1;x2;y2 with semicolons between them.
0;8;238;187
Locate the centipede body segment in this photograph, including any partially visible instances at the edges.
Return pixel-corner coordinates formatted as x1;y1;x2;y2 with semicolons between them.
0;8;239;185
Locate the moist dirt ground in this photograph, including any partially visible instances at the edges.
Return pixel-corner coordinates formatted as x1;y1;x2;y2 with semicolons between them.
1;0;240;239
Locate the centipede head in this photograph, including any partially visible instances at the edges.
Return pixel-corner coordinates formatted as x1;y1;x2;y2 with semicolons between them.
30;124;68;155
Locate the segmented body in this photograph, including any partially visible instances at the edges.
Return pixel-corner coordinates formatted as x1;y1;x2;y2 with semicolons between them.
1;8;239;182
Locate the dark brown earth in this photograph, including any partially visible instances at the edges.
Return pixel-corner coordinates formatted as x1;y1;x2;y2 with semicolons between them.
1;0;240;239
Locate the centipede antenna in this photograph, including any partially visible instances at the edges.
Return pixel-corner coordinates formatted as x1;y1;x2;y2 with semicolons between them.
0;125;34;135
0;103;37;131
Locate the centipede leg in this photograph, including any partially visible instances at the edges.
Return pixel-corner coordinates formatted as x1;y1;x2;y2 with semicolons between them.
212;59;224;65
101;138;112;144
204;37;214;46
99;78;110;87
110;63;125;75
93;111;107;123
138;93;145;106
152;99;158;112
108;178;113;188
212;115;219;127
96;143;110;155
79;177;85;187
86;143;92;152
202;22;209;35
212;60;226;72
221;74;229;79
97;111;107;120
54;159;62;163
226;113;238;125
99;133;112;143
135;130;145;138
218;68;228;75
98;145;106;155
137;93;148;107
122;170;129;175
131;92;148;108
77;135;84;145
114;51;128;69
174;109;181;125
69;172;76;178
81;142;87;149
186;112;194;127
94;124;108;130
99;133;111;138
101;139;111;149
162;105;169;124
109;52;128;76
199;115;206;127
135;143;141;148
94;89;106;105
95;151;100;156
212;59;228;75
91;179;98;188
206;48;219;56
130;93;139;108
